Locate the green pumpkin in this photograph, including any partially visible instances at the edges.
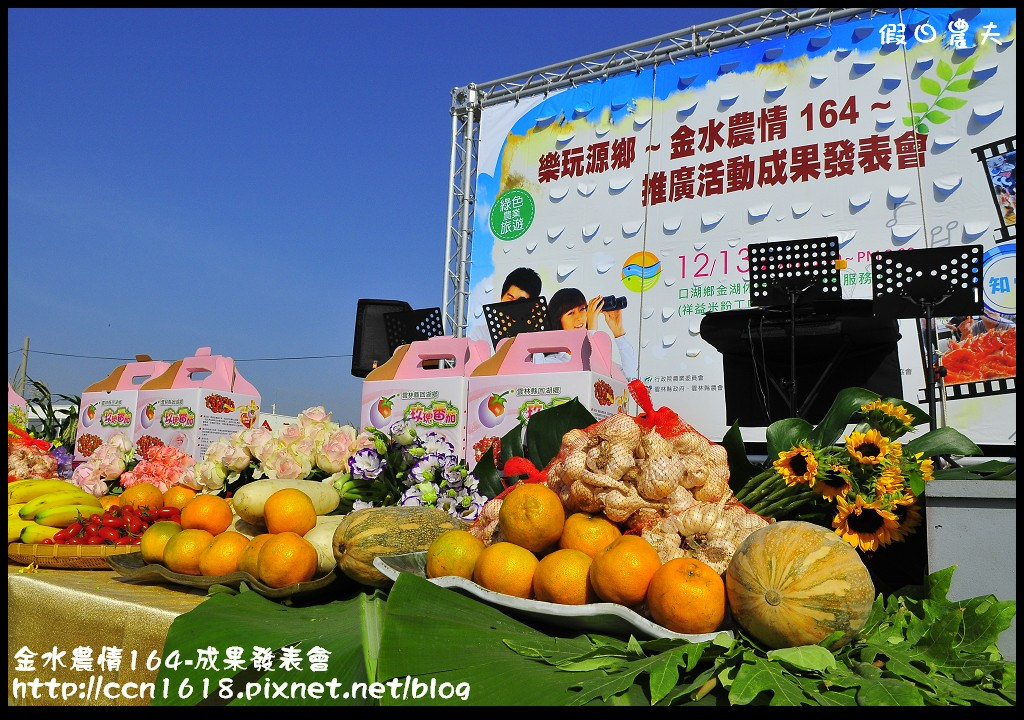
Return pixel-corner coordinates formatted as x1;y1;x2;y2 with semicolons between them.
333;506;465;587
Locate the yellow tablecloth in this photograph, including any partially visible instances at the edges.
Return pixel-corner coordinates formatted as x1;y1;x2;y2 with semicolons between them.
8;562;208;706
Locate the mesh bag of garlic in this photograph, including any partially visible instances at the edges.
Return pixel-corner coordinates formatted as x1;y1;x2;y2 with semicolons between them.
470;380;770;574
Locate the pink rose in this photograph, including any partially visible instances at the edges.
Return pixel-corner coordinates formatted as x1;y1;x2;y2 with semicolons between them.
204;437;232;465
299;406;332;426
107;432;135;455
195;460;227;492
246;429;277;460
263;447;312;480
278;424;305;446
71;464;108;497
222;444;252;473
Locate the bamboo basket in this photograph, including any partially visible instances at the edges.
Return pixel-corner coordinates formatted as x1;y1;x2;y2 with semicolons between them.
8;542;137;570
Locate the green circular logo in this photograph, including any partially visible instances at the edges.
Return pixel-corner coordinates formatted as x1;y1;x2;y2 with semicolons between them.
489;188;535;241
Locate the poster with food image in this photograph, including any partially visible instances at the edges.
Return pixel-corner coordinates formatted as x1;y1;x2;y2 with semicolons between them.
466;7;1016;445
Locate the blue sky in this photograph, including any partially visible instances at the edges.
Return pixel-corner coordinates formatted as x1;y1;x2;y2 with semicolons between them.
8;7;753;422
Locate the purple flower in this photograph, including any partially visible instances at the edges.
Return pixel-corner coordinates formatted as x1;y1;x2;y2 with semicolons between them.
410;455;445;485
420;432;456;459
349;448;386;480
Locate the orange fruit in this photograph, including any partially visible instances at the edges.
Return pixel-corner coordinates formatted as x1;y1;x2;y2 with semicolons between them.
180;494;233;535
533;548;597;605
140;520;183;565
589;534;662;607
118;483;165;513
257;531;318;588
497;483;565;553
99;495;121;511
238;534;274;577
263;488;317;536
426;529;486;580
646;558;726;634
163;485;198;511
559;513;622;558
199;531;251;577
472;541;539;599
162;528;215;576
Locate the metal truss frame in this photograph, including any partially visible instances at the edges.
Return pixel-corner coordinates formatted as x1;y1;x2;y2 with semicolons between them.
442;7;885;335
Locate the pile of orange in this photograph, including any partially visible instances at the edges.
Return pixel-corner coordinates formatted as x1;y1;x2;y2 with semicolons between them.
425;481;727;633
138;485;320;589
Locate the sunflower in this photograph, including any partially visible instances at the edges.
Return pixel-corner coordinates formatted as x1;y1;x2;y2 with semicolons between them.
845;429;892;466
833;494;901;552
860;399;916;439
813;462;853;500
875;465;906;496
889;493;923;540
773;443;820;486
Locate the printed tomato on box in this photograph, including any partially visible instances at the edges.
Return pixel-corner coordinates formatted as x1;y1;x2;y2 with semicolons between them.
360;337;491;462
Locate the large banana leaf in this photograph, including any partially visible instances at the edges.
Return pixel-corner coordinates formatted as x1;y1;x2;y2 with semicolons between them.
154;582;386;706
376;573;615;706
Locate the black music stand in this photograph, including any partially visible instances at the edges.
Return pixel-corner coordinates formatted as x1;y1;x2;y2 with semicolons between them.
383;307;445;356
748;237;842;416
482;296;549;349
871;246;984;431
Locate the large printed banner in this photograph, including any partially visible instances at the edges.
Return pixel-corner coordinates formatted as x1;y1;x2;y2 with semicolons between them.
467;8;1016;445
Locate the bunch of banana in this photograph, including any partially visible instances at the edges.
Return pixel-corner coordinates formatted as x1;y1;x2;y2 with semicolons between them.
332;474;377;514
8;478;101;544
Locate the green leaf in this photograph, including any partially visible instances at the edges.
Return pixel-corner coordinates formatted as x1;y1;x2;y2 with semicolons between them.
472;447;503;498
920;76;942;96
925;109;951;124
524;398;596;469
767;645;837;672
902;117;916;126
648;648;684;705
933;460;1015;482
935;96;968;110
498;421;525;467
916;122;930;134
936;60;953;81
954;55;977;76
904;426;982;459
909;101;930;113
856;677;925;705
723;422;761;491
729;651;811;706
766;418;813;459
378;573;602;705
947;78;972;93
155;587;379;706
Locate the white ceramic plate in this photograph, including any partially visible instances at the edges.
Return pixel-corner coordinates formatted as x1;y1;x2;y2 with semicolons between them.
374;551;733;642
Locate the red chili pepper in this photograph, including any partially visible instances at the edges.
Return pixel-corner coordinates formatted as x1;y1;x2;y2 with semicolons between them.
126;516;143;535
53;529;70;543
101;516;125;529
156;507;178;518
66;537;84;545
65;521;83;537
85;522;101;536
114;535;132;546
129;536;142;545
86;535;105;545
89;514;102;525
40;538;54;545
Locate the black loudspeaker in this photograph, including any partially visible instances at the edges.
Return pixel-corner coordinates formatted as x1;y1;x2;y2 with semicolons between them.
351;299;413;378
